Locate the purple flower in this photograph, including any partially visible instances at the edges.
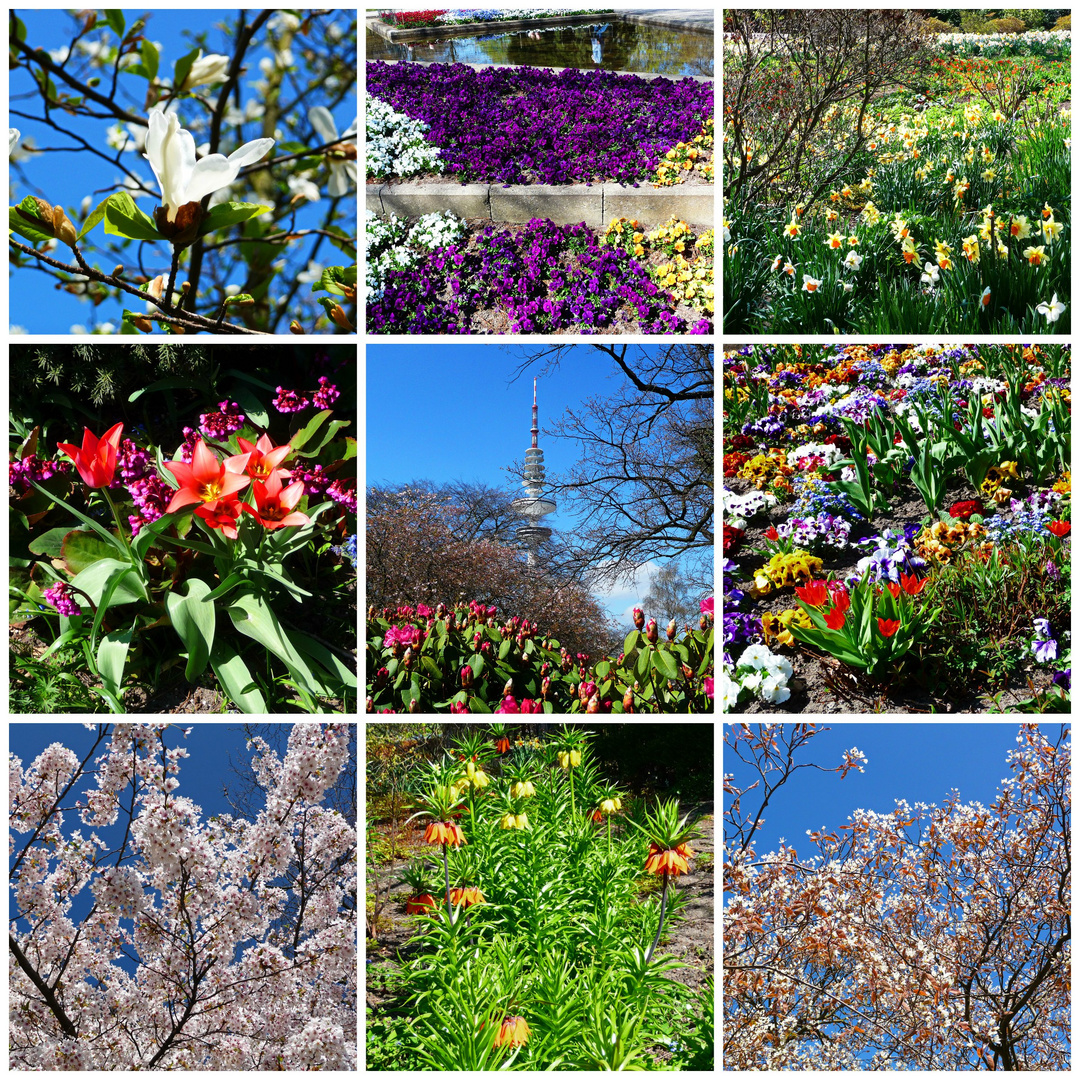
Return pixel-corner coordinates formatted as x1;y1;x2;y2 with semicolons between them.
1031;619;1058;664
43;582;81;617
274;387;310;413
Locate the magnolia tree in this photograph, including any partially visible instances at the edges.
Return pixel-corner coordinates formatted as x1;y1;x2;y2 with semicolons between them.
724;723;1070;1070
9;723;357;1070
9;9;356;335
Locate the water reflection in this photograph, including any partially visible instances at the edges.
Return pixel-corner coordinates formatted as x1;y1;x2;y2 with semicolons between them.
365;22;714;78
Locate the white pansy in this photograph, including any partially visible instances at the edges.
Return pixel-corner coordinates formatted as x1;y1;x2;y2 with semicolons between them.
144;107;274;223
308;107;356;197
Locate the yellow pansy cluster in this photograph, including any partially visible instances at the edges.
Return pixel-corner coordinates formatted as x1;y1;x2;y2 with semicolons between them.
980;460;1021;501
738;450;794;489
751;550;823;595
762;607;814;647
652;118;714;186
915;520;991;563
1052;470;1071;496
651;254;713;312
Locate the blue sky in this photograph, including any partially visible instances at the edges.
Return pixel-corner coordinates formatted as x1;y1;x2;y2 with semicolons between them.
366;344;683;625
9;8;356;333
723;722;1068;859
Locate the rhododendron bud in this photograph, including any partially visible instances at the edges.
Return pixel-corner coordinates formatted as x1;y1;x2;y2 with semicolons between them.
461;665;473;689
646;619;658;643
586;693;601;713
503;678;514;696
579;681;597;704
541;676;551;698
366;696;374;712
667;619;677;641
623;687;634;712
633;607;645;629
408;697;419;713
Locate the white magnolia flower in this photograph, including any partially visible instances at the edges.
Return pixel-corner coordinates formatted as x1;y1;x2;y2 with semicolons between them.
9;128;19;155
179;52;230;91
288;174;321;202
144;108;274;223
308;107;357;197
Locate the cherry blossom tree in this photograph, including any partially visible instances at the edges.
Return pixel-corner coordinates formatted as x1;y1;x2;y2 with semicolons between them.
9;722;356;1070
724;723;1070;1070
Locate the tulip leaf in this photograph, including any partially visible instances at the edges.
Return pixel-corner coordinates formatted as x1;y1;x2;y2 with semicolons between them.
69;557;147;608
104;192;163;243
227;591;323;698
199;202;272;236
172;47;201;95
209;643;267;713
96;628;132;700
165;578;216;681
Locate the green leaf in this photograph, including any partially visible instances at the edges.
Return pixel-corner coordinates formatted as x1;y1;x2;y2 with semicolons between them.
78;195;112;240
312;264;357;296
172;46;201;94
498;638;512;661
128;375;205;402
323;225;357;256
103;191;163;243
651;649;679;682
199;202;271;236
61;530;118;575
140;38;159;81
227;591;324;698
28;526;76;559
223;292;255;306
210;643;267;713
26;478;131;558
595;660;611;679
9;198;54;245
623;629;641;662
165;578;216;681
69;558;146;608
97;628;132;699
104;10;125;37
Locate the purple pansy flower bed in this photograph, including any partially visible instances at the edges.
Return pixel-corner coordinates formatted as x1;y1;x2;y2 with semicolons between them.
366;60;712;184
367;217;712;335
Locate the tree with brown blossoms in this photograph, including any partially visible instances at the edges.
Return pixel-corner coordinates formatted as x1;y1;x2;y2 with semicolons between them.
724;723;1070;1069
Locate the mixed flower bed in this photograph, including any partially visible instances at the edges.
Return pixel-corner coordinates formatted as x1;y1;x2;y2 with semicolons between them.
11;373;357;713
366;210;712;334
366;724;712;1070
367;61;713;185
723;343;1071;714
723;26;1070;333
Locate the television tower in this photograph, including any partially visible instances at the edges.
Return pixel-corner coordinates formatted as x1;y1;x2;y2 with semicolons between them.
511;378;556;568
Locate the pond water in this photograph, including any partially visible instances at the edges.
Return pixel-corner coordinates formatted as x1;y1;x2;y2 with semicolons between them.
366;21;714;78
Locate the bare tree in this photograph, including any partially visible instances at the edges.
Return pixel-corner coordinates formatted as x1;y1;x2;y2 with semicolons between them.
723;9;930;209
506;345;713;590
641;561;705;628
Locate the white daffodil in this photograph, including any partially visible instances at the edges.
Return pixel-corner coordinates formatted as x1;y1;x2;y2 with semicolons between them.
1036;293;1067;324
308;107;357;197
9;128;20;155
144;108;274;223
179;52;230;91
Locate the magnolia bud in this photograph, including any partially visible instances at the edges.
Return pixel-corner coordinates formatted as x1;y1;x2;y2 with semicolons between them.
646;619;658;644
132;315;154;333
290;320;305;334
329;304;353;330
666;619;677;641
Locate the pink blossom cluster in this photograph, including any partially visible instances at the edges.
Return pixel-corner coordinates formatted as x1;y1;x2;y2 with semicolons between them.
312;376;340;409
43;581;82;616
10;453;71;494
198;400;246;438
10;723;356;1070
273;385;310;412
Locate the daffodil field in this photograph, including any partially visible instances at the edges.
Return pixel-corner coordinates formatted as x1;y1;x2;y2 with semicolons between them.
722;17;1070;333
366;725;713;1071
723;344;1071;713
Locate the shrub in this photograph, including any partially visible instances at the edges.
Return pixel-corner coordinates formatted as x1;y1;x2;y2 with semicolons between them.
922;16;957;33
989;16;1028;34
1054;14;1071;29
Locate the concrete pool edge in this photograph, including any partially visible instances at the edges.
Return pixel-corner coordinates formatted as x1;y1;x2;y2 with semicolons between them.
366;182;715;229
367;9;714;43
368;57;713;83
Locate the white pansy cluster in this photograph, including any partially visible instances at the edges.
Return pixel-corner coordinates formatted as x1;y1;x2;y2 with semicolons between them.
366;209;467;302
366;93;443;179
722;486;778;529
91;865;146;917
785;441;844;467
726;643;796;707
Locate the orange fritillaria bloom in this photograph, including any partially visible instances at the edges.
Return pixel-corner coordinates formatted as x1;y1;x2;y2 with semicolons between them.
644;841;694;877
449;885;484;907
423;821;465;847
493;1016;531;1049
405;893;436;915
57;422;124;488
164;439;251;513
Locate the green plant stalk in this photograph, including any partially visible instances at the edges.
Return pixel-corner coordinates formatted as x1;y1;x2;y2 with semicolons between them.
99;487;134;560
645;871;670;964
441;840;454;926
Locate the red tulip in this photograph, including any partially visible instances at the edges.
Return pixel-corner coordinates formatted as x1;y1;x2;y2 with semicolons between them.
241;472;311;530
900;572;928;595
795;579;829;607
57;422;123;488
877;618;901;638
164;439;250;513
1047;520;1070;537
824;607;846;630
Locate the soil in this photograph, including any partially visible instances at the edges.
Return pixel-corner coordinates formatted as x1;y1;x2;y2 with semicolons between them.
365;799;714;1065
725;475;1071;715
